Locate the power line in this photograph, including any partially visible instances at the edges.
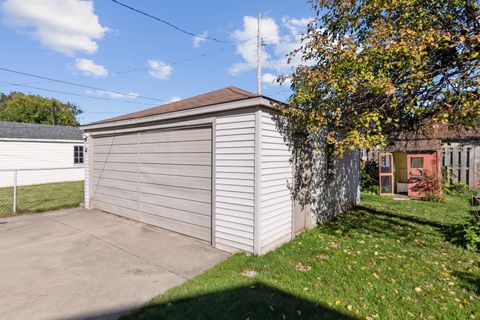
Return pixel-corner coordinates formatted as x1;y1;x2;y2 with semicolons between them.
0;81;156;107
110;0;255;44
0;47;227;89
0;67;167;103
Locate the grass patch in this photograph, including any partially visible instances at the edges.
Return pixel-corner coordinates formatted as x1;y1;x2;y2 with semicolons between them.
123;194;479;320
0;180;84;217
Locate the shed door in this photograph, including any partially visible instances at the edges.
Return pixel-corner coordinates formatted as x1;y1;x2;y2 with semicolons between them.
379;152;394;195
407;152;439;199
91;126;212;242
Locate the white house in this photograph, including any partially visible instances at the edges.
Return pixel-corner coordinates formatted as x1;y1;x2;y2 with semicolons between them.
82;87;360;255
0;121;85;187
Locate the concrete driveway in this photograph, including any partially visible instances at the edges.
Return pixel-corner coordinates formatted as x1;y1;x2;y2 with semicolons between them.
0;208;229;320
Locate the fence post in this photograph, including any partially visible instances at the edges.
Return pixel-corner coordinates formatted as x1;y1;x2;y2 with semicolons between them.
13;170;17;213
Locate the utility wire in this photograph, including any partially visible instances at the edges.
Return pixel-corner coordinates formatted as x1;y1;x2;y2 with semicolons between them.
0;67;167;103
110;0;255;44
0;81;156;107
0;47;227;88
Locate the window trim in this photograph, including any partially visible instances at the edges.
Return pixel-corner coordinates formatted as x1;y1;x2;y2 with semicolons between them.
410;157;424;169
74;145;84;165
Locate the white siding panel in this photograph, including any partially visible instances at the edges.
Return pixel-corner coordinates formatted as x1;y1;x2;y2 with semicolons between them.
214;112;256;253
259;111;293;254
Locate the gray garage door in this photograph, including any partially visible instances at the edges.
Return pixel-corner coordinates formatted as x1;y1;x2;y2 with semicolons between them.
91;126;212;242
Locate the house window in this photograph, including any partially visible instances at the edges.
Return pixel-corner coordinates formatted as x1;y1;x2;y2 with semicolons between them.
410;157;424;169
74;145;84;164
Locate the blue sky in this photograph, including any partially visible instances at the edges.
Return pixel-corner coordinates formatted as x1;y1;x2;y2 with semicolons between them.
0;0;314;124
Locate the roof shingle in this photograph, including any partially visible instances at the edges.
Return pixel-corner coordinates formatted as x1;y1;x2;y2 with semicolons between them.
0;121;83;141
91;86;258;125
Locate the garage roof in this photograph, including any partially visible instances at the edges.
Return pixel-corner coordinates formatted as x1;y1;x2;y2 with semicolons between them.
92;86;259;125
0;121;83;141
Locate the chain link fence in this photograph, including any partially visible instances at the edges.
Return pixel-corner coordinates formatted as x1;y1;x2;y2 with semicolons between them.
0;168;84;217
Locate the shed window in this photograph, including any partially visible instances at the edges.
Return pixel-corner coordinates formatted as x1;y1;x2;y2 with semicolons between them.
74;145;84;164
410;157;424;168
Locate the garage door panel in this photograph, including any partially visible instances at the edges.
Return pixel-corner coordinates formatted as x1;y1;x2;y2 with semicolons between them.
94;144;138;154
139;153;211;165
94;177;138;192
94;153;138;163
93;170;138;182
94;193;138;211
138;140;211;153
141;212;211;242
140;203;211;228
140;128;210;143
139;173;211;191
93;200;139;221
140;183;210;203
92;126;212;242
93;162;138;173
140;163;210;178
95;185;138;201
140;193;211;216
93;135;138;146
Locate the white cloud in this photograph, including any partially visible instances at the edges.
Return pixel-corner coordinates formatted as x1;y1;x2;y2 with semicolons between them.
86;90;139;100
262;73;279;85
148;59;173;80
1;0;108;56
229;15;313;76
167;96;181;103
74;58;108;77
229;16;280;75
193;31;208;48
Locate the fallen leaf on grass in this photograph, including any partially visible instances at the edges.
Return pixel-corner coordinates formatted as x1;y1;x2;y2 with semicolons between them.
316;253;330;260
330;242;340;248
296;263;312;271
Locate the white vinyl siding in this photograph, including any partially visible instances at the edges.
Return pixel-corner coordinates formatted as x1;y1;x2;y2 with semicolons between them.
0;140;84;187
84;134;91;209
311;148;360;223
259;111;293;254
215;112;256;253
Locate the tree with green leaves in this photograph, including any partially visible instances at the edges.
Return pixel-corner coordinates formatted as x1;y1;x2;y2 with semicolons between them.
283;0;480;154
0;92;82;126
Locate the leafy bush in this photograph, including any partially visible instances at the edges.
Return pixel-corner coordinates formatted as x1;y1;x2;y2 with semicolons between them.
445;182;472;196
441;167;472;196
410;170;445;202
360;160;379;193
449;210;480;252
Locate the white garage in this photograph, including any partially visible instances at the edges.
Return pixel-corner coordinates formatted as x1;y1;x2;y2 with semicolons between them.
82;87;360;255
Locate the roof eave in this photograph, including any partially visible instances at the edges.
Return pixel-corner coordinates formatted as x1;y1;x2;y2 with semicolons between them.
82;96;282;131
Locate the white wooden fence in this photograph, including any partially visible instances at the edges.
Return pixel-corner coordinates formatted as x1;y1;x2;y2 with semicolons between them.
442;143;478;188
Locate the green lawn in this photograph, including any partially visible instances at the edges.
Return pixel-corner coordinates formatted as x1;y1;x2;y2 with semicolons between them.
0;180;84;217
122;194;479;320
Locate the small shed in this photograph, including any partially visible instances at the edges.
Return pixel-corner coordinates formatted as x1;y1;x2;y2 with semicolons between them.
82;87;360;255
379;139;442;199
